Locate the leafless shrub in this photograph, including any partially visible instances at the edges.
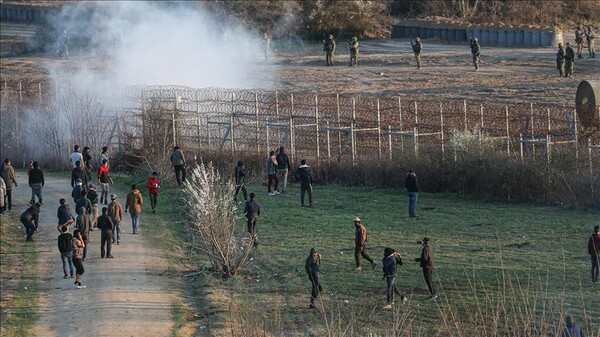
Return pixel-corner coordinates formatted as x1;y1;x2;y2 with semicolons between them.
181;162;254;279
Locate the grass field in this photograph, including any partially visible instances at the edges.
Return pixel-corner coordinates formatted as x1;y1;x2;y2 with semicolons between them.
116;170;599;336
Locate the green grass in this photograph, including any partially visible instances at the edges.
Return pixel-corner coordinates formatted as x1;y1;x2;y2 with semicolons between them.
0;211;39;337
187;180;599;335
107;172;600;335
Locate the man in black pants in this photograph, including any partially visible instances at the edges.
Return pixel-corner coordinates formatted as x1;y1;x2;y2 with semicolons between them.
589;225;600;283
244;193;260;243
97;207;114;258
20;203;40;242
415;237;437;299
170;146;187;186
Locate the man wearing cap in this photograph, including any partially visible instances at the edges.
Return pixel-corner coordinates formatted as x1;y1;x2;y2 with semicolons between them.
354;217;376;271
108;194;123;244
415;237;437;299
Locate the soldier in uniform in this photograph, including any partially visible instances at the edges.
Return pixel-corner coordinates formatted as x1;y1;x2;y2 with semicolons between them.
57;29;70;60
470;37;481;71
586;26;595;58
324;34;336;66
348;36;359;66
575;25;584;59
262;32;270;61
564;42;575;78
556;43;565;77
411;36;423;69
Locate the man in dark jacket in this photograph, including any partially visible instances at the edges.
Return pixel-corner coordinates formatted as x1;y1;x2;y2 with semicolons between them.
470;37;480;71
354;217;376;271
28;161;44;205
276;147;291;193
75;190;92;219
405;170;419;218
244;192;260;240
71;161;87;187
295;159;313;207
305;247;322;309
382;247;407;309
415;237;437;299
56;198;75;230
21;203;40;241
75;207;91;260
234;161;247;201
588;225;600;283
97;207;114;258
57;224;74;278
170;146;186;186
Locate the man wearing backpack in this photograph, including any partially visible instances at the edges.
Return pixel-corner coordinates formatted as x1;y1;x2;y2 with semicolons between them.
58;224;74;278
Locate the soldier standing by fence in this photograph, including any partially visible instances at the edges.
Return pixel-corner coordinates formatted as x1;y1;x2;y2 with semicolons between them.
411;37;423;70
348;36;359;66
470;37;481;71
324;34;336;66
556;43;565;76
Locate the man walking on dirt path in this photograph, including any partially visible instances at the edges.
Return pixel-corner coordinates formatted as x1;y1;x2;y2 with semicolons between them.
415;237;437;300
354;217;376;272
87;184;99;228
324;34;336;66
470;37;481;71
146;172;160;213
276;146;291;193
108;194;123;244
125;184;143;234
29;161;44;206
556;43;565;77
170;146;187;186
58;224;74;279
57;198;75;231
97;207;114;258
98;159;112;205
75;207;91;261
411;37;423;70
565;42;575;78
588;225;600;283
1;158;18;212
575;25;584;59
72;229;86;288
71;161;87;188
70;145;83;169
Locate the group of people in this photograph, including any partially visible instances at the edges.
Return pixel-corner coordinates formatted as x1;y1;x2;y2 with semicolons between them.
307;217;437;310
320;25;595;74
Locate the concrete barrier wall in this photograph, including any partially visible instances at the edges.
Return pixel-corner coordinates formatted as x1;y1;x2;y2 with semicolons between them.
0;5;54;23
392;24;562;47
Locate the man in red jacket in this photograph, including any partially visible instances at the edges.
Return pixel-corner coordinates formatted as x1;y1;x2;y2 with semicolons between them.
146;172;160;213
97;159;112;205
589;225;600;283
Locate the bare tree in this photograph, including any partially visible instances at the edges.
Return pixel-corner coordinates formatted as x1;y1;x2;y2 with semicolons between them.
182;162;254;278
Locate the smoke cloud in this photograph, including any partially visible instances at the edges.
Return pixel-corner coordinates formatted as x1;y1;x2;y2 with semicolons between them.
51;1;270;89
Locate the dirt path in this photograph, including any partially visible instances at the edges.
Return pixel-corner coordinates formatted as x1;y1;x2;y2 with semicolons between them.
12;174;176;337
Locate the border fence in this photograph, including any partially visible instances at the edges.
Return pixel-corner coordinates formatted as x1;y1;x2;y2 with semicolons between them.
1;81;599;175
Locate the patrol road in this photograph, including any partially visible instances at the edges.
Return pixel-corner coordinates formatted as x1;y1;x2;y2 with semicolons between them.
9;174;177;337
